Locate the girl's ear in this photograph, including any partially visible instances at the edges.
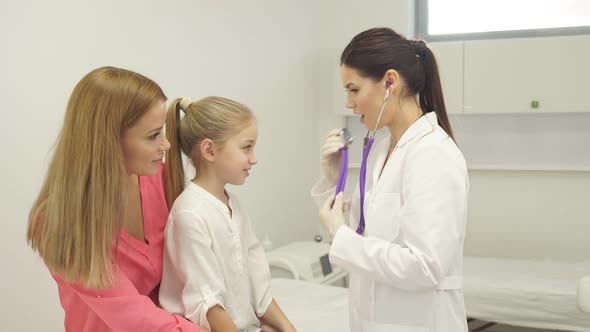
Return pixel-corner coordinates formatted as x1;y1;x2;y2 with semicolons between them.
201;139;216;162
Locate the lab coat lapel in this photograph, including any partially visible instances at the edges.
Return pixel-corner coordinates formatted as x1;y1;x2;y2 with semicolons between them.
371;138;392;189
370;112;438;191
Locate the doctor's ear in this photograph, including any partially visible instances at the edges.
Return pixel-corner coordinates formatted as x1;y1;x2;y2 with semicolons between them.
384;69;400;91
200;139;216;162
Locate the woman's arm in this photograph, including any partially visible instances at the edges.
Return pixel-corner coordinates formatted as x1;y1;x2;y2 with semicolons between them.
242;215;296;331
258;299;296;332
53;270;203;332
206;305;237;332
160;211;230;329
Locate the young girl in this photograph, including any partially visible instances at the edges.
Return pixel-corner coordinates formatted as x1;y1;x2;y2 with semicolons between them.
159;96;296;332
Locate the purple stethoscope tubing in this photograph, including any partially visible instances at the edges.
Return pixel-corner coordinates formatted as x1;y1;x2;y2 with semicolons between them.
335;148;348;195
356;136;374;234
356;81;391;234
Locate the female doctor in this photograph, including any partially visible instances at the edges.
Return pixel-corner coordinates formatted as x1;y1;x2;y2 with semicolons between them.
314;27;469;331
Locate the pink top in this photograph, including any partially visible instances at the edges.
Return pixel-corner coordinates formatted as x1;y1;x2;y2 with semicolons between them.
52;166;200;332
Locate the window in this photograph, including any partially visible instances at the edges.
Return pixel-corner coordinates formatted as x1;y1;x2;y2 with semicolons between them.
416;0;590;41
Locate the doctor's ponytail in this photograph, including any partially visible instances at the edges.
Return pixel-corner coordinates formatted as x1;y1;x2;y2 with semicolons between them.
410;40;454;140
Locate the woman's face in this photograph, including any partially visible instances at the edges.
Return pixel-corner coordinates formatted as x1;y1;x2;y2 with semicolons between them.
341;65;393;131
121;100;170;176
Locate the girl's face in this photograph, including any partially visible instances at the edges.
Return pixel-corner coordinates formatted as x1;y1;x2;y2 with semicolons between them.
121;100;170;176
215;120;258;185
341;65;393;131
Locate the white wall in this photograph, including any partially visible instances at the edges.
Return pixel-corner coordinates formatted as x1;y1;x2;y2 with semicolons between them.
1;1;318;330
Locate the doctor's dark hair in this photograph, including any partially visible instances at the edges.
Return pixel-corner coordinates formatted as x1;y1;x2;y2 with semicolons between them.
164;96;255;208
341;27;454;140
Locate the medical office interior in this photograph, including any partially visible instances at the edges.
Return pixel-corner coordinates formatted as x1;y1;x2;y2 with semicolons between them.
2;0;590;331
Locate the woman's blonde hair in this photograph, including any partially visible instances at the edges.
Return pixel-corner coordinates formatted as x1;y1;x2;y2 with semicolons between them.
27;66;167;288
164;96;255;207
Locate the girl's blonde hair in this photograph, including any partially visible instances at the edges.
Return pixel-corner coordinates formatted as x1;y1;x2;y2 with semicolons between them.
164;96;255;207
27;66;167;288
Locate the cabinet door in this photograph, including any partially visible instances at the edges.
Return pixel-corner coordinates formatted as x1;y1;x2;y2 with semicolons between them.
429;41;464;114
463;35;590;113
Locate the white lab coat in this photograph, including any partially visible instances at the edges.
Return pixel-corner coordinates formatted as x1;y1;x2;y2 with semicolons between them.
312;112;469;332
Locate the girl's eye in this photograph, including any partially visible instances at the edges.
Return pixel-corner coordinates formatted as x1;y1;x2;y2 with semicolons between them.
149;132;160;140
243;145;252;150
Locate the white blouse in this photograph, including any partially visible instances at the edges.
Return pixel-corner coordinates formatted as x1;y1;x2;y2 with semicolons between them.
159;182;272;332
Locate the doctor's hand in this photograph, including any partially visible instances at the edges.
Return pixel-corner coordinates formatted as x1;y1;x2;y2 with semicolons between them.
320;193;346;240
321;128;346;187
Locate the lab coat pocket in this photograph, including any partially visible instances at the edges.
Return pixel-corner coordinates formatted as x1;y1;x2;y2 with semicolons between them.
366;192;401;241
373;284;435;331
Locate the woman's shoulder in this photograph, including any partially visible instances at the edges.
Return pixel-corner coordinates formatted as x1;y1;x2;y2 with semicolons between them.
411;128;467;169
170;183;213;215
168;186;223;232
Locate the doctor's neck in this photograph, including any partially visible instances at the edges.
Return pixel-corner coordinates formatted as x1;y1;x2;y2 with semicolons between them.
387;96;424;146
192;168;229;205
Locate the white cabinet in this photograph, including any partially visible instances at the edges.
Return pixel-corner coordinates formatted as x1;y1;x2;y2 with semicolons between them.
463;35;590;113
429;41;464;114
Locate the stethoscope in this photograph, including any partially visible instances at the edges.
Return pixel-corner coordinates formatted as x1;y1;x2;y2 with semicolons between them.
336;81;392;235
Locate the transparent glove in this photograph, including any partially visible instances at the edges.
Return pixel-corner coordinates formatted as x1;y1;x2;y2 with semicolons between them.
319;193;346;240
321;128;346;187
